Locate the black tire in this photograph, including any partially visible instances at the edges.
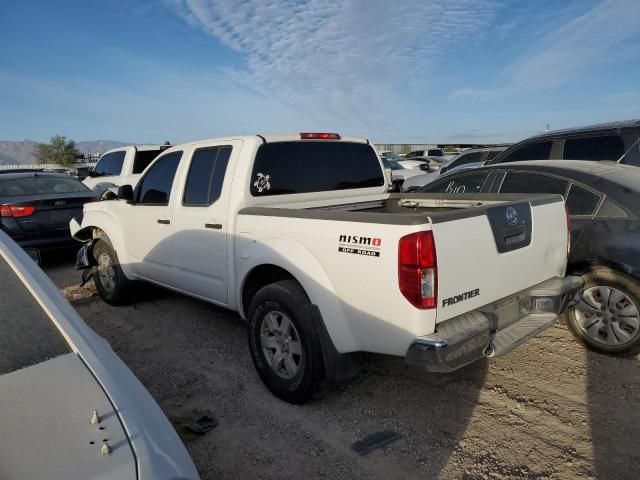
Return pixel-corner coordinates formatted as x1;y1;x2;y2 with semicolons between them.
567;267;640;354
247;280;325;404
92;237;136;306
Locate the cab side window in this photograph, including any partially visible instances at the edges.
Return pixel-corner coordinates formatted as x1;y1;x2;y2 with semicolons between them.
94;151;126;176
132;150;162;174
498;141;552;163
563;135;625;161
137;151;182;205
421;171;491;193
183;147;232;205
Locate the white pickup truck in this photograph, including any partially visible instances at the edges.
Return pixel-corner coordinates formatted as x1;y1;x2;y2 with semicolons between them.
71;132;581;403
83;145;169;195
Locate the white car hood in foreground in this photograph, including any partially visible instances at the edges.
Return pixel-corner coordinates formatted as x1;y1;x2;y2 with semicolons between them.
0;354;136;480
0;230;200;480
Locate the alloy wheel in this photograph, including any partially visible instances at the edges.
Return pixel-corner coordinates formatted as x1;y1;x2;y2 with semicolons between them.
260;310;303;379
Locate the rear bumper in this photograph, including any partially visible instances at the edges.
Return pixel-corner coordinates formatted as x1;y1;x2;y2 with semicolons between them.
405;276;583;372
2;225;77;249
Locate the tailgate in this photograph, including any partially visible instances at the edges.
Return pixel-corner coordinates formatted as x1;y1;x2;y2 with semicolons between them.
432;198;568;322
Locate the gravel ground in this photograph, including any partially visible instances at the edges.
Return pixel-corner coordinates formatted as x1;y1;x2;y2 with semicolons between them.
44;255;640;480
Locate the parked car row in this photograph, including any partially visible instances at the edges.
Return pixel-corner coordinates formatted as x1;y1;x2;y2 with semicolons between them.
402;146;507;191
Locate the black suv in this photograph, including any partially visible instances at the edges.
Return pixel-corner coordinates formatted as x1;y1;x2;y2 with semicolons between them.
489;119;640;166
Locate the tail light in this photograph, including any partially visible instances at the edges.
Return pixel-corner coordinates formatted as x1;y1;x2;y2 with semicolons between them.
0;205;36;218
398;231;437;309
300;132;341;140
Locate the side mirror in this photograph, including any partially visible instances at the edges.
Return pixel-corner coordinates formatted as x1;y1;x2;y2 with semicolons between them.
117;184;134;202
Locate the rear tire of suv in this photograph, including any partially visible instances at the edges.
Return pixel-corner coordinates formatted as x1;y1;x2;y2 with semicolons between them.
567;267;640;353
92;238;135;306
247;280;325;404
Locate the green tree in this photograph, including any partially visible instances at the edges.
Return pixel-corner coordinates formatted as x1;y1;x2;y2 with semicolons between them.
35;135;81;166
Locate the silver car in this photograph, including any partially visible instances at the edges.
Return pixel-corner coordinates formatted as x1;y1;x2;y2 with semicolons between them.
0;230;200;480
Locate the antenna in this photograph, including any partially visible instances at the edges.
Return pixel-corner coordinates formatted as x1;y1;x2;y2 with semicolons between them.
544;122;551;132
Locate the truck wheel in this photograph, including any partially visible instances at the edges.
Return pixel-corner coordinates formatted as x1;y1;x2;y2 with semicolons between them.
92;238;135;306
247;280;325;404
567;268;640;353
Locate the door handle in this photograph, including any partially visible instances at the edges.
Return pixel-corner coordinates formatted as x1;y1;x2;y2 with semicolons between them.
204;223;222;229
157;219;170;225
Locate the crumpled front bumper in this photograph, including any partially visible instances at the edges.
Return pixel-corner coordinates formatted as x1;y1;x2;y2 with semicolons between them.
405;275;583;372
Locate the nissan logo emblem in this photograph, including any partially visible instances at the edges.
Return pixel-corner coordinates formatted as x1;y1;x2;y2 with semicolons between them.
505;206;519;225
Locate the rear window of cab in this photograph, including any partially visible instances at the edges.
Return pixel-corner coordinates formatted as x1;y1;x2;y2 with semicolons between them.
250;142;384;196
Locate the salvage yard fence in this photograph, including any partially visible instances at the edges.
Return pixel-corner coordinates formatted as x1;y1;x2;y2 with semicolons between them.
0;162;97;171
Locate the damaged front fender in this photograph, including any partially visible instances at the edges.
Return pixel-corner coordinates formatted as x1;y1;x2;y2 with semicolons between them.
69;217;93;242
75;241;96;270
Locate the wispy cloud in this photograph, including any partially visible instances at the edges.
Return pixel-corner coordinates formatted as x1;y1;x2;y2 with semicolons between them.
0;52;296;142
170;0;501;132
452;0;640;100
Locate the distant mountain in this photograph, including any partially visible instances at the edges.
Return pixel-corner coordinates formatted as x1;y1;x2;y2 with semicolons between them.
0;139;39;165
0;139;130;165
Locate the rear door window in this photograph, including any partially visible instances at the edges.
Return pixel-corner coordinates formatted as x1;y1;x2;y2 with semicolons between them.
183;147;232;205
498;141;553;163
137;151;182;205
563;135;625;161
94;151;125;176
566;184;601;216
500;172;568;195
420;171;491;193
250;142;384;196
0;255;71;375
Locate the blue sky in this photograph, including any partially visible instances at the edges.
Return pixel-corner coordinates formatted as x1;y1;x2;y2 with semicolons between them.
1;0;639;144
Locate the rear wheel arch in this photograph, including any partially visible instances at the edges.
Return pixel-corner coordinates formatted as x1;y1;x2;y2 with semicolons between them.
568;259;637;278
241;264;354;382
241;264;297;318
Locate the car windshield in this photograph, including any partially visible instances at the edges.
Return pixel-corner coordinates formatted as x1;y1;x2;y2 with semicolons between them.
0;253;71;375
0;176;89;196
382;159;403;170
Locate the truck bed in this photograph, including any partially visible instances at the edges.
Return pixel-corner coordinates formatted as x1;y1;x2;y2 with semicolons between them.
240;192;562;225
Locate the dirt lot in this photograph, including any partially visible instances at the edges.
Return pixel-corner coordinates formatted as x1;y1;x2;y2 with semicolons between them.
44;253;640;480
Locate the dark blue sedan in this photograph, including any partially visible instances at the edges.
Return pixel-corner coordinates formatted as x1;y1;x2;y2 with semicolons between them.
0;172;96;251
